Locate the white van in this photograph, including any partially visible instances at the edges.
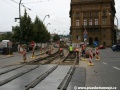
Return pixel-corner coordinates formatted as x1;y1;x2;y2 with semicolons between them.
2;40;12;47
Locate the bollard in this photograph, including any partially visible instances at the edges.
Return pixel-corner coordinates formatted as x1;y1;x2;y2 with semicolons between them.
95;48;100;60
88;49;94;66
23;49;27;62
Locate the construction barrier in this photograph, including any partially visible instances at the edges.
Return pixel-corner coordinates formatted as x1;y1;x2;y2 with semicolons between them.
23;49;26;62
95;48;100;60
31;47;35;58
88;49;94;66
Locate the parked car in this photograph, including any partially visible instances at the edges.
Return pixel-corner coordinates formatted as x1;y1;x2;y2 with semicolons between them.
111;44;120;51
99;45;105;49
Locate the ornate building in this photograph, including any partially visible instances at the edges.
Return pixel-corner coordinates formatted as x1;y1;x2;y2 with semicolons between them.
70;0;116;47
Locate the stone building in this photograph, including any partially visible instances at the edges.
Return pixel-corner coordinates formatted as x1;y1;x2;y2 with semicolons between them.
70;0;116;47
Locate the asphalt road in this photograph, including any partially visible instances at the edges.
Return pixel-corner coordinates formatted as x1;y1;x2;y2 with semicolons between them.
0;48;120;90
80;48;120;90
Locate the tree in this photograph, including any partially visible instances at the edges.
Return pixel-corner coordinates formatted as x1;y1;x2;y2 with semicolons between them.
53;34;60;42
12;10;51;43
0;32;13;41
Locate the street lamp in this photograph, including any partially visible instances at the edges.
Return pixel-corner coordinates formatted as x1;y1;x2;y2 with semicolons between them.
46;23;51;28
15;0;22;44
43;15;50;22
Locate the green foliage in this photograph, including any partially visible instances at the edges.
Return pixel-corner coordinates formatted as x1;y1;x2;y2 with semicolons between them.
12;10;51;43
0;32;13;41
53;34;60;42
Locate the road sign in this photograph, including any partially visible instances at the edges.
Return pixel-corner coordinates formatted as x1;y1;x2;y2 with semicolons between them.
84;34;87;39
94;41;99;47
30;41;35;47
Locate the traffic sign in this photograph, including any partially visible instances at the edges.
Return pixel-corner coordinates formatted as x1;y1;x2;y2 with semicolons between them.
84;34;87;39
94;41;99;47
30;41;35;47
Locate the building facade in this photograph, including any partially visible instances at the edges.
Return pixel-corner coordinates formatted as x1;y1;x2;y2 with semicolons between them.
70;0;116;47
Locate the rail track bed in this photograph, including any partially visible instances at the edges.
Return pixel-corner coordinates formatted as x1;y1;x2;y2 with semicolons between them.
0;49;86;90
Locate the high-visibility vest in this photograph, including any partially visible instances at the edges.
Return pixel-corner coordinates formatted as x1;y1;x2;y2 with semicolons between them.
69;46;73;51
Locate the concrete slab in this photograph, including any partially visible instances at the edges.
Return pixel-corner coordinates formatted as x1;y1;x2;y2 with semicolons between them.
0;65;56;90
30;65;71;90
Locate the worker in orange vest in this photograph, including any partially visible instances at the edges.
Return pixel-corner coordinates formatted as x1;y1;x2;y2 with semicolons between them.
59;47;64;57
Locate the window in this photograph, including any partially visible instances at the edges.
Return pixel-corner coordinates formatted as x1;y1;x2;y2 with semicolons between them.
76;29;79;33
102;18;106;25
89;19;92;25
76;20;79;26
75;12;80;18
84;12;87;17
95;19;98;25
83;19;87;26
103;10;106;16
95;11;98;17
89;12;92;17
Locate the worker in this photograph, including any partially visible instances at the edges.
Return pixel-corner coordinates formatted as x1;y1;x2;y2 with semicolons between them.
59;47;64;58
81;44;85;56
69;45;74;58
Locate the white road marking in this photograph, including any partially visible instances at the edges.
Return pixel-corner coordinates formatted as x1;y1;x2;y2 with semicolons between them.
113;67;120;71
102;62;108;65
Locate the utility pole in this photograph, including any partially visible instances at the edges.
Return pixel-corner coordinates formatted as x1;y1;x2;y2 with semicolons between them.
15;0;22;44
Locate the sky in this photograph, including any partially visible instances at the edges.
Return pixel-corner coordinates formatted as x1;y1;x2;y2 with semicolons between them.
0;0;120;35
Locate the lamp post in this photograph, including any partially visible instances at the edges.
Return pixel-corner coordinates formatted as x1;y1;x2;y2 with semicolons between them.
14;0;22;43
43;15;50;22
46;23;51;28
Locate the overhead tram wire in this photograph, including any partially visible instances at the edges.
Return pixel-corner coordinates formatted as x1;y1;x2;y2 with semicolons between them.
2;0;18;9
10;0;50;21
22;0;50;4
11;0;31;11
10;0;46;16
